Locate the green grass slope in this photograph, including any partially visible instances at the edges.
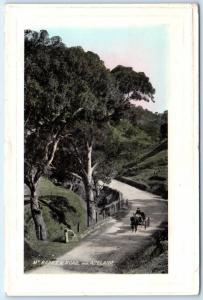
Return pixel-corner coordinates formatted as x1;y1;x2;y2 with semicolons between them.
24;177;87;271
120;140;168;199
25;177;87;242
105;120;158;171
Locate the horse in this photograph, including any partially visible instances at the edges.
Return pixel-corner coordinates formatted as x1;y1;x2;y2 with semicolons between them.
130;215;139;232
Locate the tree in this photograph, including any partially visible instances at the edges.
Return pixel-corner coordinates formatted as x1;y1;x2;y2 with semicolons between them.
51;64;156;227
160;110;168;139
49;50;124;226
24;30;84;240
24;29;123;234
52;120;122;227
25;29;156;234
111;65;155;103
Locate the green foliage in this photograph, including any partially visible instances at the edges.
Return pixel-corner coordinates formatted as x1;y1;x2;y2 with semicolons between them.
138;150;167;169
121;144;168;199
25;30;157;191
104;119;154;172
24;29;124;189
111;65;155;102
160;111;168;140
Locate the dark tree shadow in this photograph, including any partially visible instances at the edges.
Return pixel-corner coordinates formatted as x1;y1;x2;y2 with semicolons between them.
40;196;76;227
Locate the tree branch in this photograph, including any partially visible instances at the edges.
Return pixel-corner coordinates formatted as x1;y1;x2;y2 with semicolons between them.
92;161;99;173
69;172;82;180
47;138;60;167
72;107;83;119
24;110;31;128
70;140;88;178
33;168;43;185
44;140;53;161
24;177;31;188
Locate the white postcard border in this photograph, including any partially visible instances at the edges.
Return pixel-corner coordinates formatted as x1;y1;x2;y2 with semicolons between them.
5;4;199;296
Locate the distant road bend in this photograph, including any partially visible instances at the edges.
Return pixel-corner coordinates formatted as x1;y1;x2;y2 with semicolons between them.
29;179;168;274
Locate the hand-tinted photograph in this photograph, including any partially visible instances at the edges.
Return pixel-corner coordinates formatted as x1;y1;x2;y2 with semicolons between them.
24;26;168;274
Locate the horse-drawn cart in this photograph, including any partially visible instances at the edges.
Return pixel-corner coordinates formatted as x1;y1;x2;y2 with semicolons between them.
137;215;150;230
130;213;150;232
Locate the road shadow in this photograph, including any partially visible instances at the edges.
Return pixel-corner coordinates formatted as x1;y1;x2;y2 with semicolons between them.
113;223;168;273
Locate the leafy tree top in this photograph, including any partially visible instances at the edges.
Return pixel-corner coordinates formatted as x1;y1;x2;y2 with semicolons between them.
111;65;155;102
24;29;156;187
25;30;124;130
24;29;123;184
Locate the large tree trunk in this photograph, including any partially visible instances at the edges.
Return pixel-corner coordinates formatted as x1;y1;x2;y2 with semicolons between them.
25;138;60;241
85;142;96;227
29;183;48;241
85;182;96;227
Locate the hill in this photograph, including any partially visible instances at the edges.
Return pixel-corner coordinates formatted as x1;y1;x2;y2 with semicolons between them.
24;106;168;271
118;139;168;198
24;177;87;271
104;106;168;199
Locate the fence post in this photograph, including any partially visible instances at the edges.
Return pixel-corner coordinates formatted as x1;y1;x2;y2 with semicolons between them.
64;229;69;243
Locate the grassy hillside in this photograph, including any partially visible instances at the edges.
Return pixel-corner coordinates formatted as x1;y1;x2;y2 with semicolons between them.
24;177;87;271
105;107;168;199
25;177;87;241
105;120;158;172
120;139;168;198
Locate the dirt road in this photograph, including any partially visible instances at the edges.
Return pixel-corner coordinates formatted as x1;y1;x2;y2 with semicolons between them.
29;180;168;274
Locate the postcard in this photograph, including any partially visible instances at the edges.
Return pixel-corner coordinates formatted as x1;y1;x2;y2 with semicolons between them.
5;3;199;296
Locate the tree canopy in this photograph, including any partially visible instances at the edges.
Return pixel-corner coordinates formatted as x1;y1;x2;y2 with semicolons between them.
111;65;155;102
24;29;156;236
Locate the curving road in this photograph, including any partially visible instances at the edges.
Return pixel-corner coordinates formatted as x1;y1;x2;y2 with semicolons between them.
29;180;168;274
